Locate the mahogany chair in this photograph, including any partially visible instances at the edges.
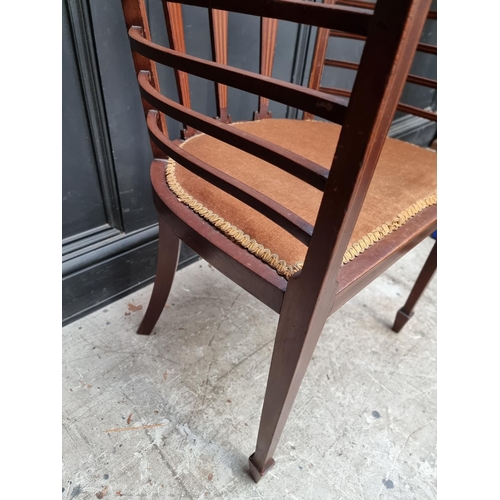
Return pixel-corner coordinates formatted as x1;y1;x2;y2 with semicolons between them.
120;0;437;482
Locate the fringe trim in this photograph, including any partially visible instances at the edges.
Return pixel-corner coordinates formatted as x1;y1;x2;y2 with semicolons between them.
165;158;436;279
341;194;437;264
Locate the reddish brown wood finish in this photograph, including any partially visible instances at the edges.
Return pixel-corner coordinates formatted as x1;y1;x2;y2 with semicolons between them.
336;0;437;19
254;18;279;120
128;27;348;124
138;71;329;190
137;216;181;335
120;0;437;483
165;0;373;35
392;240;437;333
303;0;336;121
163;2;196;138
324;58;437;89
208;8;231;123
397;102;437;121
332;206;436;316
329;29;437;55
319;86;438;121
307;0;437;121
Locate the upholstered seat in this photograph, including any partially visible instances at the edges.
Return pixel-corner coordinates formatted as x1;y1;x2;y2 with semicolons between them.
166;119;437;278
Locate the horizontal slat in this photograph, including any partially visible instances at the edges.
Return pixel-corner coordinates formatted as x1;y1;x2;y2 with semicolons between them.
138;72;329;190
319;87;437;121
319;86;351;98
336;0;379;10
406;73;437;89
336;0;436;19
129;27;348;125
324;59;437;88
415;42;437;55
324;59;358;71
329;30;437;55
396;102;437;121
329;29;365;41
146;110;314;245
165;0;372;35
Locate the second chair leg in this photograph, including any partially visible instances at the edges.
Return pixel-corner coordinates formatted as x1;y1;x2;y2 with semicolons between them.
137;217;180;336
249;301;327;482
392;240;437;333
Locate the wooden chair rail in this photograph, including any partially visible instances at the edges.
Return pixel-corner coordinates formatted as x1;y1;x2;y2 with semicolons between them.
165;0;372;35
319;86;437;121
138;72;329;190
406;73;437;89
396;102;437;121
331;205;437;316
147;111;314;245
329;30;437;55
129;27;348;124
324;59;437;89
336;0;436;19
412;41;437;55
319;86;350;98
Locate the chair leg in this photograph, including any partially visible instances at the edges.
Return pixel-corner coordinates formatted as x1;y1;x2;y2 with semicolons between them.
249;306;327;482
392;240;437;333
137;217;180;336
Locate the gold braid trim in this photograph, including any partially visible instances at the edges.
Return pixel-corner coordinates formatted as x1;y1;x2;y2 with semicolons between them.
165;158;436;279
341;194;437;265
165;159;303;279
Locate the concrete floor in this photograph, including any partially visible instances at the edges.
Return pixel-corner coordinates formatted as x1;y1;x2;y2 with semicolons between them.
62;237;436;500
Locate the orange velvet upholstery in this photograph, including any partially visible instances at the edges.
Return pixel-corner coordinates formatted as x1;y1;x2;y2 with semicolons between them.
168;119;436;276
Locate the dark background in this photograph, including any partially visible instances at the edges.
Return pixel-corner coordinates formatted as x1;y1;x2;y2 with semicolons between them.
62;0;437;324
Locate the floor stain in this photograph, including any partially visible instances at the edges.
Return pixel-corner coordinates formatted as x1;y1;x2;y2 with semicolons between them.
127;303;142;312
96;485;109;498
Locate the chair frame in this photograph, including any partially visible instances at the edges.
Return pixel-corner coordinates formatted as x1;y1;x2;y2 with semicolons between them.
121;0;437;482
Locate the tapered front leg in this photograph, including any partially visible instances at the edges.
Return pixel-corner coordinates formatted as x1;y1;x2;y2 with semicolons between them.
137;216;180;336
249;285;329;482
392;240;437;333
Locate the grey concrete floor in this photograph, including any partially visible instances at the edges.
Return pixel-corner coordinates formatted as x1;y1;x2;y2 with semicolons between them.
62;237;436;500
